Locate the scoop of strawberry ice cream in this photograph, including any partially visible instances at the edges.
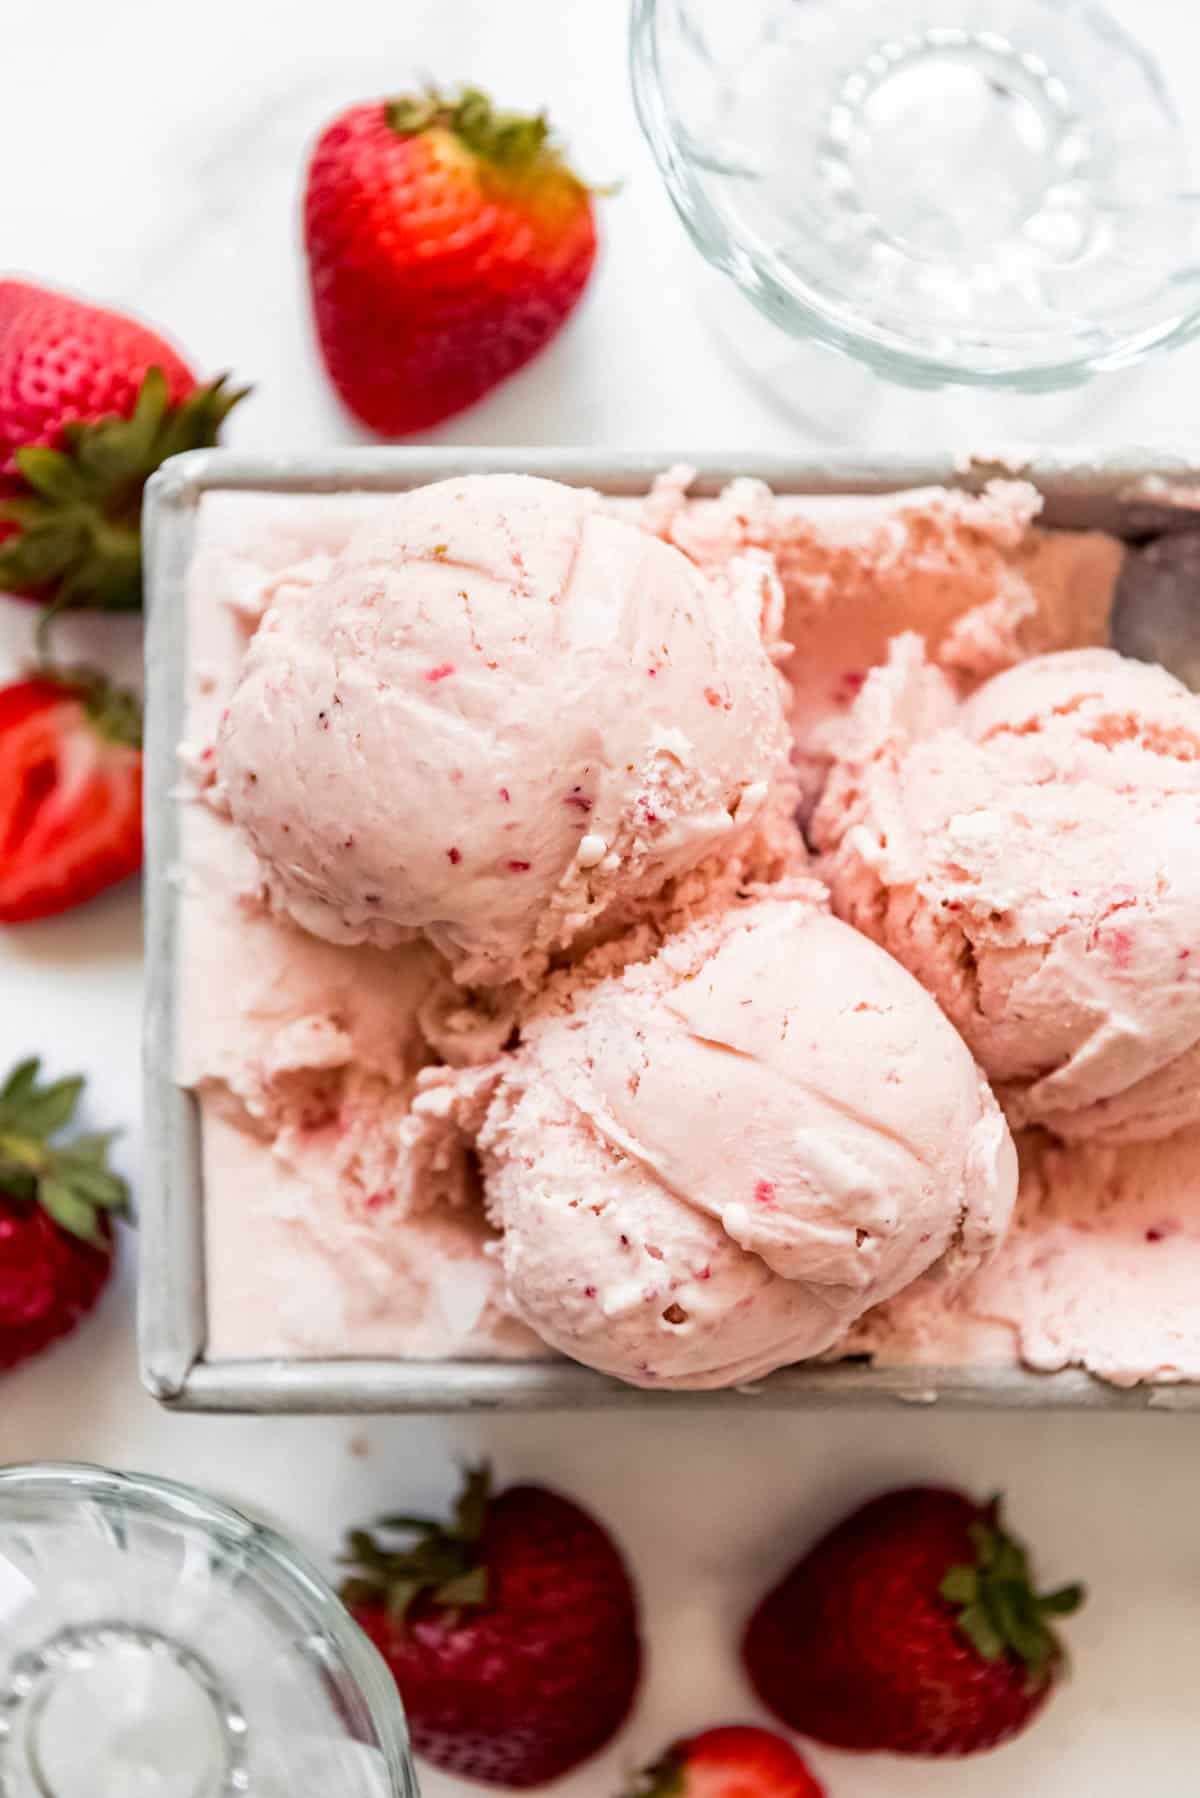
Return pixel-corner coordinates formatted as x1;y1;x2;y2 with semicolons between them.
814;639;1200;1142
216;473;793;987
453;890;1014;1389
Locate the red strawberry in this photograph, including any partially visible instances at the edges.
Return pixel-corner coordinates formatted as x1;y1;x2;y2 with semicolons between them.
630;1726;825;1798
304;87;598;437
0;1057;129;1371
340;1467;641;1788
0;668;142;922
0;280;246;612
743;1486;1084;1758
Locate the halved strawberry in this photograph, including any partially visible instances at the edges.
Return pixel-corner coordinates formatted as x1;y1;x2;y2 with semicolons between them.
0;669;142;922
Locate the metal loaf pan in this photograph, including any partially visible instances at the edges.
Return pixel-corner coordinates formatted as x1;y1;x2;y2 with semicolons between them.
141;446;1200;1413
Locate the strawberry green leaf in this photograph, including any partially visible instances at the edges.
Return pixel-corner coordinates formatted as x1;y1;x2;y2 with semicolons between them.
939;1565;979;1605
54;1161;128;1210
454;1466;491;1542
129;364;170;444
956;1601;1006;1662
3;1075;84;1140
0;367;248;620
40;1177;107;1250
0;1058;128;1245
12;448;88;504
433;1566;489;1609
0;495;56;530
0;520;87;586
1;1059;41;1105
339;1577;384;1610
340;1466;495;1627
1041;1584;1086;1616
385;84;581;187
945;1501;1084;1684
58;1130;119;1165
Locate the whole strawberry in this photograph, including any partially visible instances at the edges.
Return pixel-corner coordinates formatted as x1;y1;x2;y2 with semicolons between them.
743;1486;1084;1758
304;87;598;437
341;1467;640;1787
0;667;142;922
0;280;246;613
630;1725;825;1798
0;1058;129;1370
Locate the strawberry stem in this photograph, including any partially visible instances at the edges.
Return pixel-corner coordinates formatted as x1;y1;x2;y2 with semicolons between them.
385;85;578;181
940;1498;1085;1684
340;1465;494;1623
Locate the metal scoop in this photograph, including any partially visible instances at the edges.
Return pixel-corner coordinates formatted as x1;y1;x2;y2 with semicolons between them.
1111;533;1200;691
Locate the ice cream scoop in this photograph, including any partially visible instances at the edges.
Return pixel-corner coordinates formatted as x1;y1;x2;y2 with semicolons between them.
814;638;1200;1142
216;473;792;987
462;890;1015;1390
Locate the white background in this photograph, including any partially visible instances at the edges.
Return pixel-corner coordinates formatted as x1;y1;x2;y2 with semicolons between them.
4;3;1200;1794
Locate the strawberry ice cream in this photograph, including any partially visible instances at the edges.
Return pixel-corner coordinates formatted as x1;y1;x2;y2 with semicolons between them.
174;471;1197;1395
215;474;793;988
441;891;1016;1389
845;1127;1200;1386
178;495;541;1362
815;639;1200;1143
615;471;1125;807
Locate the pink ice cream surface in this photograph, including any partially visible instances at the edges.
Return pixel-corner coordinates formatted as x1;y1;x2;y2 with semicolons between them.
613;472;1125;808
215;474;792;987
180;494;540;1363
470;892;1015;1390
815;639;1200;1142
181;478;1184;1389
846;1127;1200;1387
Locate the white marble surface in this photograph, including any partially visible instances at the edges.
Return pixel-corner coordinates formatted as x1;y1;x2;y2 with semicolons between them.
4;3;1200;1793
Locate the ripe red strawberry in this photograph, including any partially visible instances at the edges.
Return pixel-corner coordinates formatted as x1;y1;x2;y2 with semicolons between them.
0;280;246;612
743;1486;1084;1758
629;1726;825;1798
0;1057;129;1370
304;87;598;437
0;668;142;922
340;1467;641;1787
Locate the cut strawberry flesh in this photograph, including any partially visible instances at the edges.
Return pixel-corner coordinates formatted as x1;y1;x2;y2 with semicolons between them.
0;682;142;922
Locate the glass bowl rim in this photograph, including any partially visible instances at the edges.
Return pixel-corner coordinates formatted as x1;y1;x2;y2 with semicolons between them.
628;0;1200;391
0;1461;415;1791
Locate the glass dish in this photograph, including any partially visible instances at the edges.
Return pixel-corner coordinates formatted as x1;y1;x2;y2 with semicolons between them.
0;1464;415;1798
631;0;1200;394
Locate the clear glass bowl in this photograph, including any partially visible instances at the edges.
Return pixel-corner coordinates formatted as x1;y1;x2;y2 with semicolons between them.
631;0;1200;392
0;1465;416;1798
